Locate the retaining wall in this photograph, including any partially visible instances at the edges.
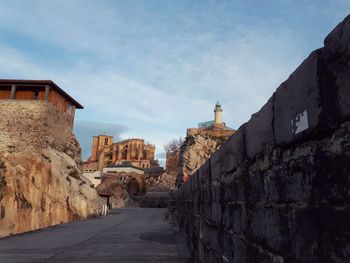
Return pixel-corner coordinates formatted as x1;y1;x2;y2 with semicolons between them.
174;15;350;263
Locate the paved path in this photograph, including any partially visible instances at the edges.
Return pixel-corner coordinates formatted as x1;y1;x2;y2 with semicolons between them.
0;208;190;263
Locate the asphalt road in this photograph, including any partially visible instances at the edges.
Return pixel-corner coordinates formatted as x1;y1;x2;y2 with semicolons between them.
0;208;190;263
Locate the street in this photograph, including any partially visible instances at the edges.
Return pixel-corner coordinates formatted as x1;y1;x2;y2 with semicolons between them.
0;208;190;263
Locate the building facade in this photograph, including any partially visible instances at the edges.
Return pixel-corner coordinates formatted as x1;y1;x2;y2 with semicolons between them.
103;163;145;175
0;79;83;128
83;136;158;174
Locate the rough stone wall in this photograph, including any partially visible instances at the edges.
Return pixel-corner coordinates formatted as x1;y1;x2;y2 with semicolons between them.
0;101;72;153
174;15;350;263
0;100;103;237
96;172;146;208
146;172;176;191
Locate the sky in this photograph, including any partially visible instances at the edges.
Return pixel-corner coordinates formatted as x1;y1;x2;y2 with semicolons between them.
0;0;349;163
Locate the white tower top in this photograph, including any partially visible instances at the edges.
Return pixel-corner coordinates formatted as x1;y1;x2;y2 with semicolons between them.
214;101;223;124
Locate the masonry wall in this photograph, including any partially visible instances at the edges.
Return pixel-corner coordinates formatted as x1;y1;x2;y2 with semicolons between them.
0;100;73;155
174;15;350;263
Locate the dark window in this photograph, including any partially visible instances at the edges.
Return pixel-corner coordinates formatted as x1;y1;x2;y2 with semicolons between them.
105;138;109;145
33;90;39;100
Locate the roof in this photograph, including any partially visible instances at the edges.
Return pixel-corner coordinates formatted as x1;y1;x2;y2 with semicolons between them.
0;79;83;109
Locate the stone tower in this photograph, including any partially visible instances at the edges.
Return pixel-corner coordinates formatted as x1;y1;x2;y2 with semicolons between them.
214;101;223;125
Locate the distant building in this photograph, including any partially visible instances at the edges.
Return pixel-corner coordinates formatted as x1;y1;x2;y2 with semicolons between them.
0;79;83;128
187;102;235;138
103;162;145;175
84;171;102;187
179;102;236;184
83;136;159;174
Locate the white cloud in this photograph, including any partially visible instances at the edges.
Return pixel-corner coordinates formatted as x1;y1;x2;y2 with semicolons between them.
0;0;349;159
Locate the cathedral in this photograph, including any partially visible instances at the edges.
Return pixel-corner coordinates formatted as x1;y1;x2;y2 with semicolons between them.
83;135;159;173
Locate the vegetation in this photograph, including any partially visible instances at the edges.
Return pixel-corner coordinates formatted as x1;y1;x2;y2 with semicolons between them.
164;137;184;153
68;169;80;180
214;136;230;146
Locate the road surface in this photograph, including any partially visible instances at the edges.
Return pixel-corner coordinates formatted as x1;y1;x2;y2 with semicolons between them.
0;208;190;263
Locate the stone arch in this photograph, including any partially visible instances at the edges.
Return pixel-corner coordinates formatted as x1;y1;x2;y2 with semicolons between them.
126;177;141;197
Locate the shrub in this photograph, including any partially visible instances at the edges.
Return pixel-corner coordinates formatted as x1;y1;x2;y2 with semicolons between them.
68;169;80;180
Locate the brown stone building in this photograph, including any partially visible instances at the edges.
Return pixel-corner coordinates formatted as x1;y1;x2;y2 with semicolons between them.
84;135;158;173
0;79;83;128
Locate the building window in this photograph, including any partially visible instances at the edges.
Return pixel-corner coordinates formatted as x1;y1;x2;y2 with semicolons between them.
94;176;101;179
105;138;109;145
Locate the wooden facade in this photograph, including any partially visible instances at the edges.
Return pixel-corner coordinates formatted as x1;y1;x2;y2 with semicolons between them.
0;80;83;125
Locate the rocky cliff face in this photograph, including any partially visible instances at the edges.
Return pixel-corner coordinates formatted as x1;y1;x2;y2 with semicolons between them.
146;172;176;191
0;101;103;237
178;133;231;184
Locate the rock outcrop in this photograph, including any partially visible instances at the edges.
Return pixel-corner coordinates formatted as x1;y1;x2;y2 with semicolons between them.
178;133;231;184
96;172;146;208
0;100;103;237
146;172;177;191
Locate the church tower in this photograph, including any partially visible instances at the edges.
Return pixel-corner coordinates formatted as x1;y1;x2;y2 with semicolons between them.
214;101;223;125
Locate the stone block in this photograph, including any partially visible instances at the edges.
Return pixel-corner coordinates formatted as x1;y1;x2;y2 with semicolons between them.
246;205;291;254
222;203;245;234
207;251;222;263
324;15;350;58
222;232;234;263
222;173;245;203
262;158;317;203
192;170;199;191
245;243;277;263
199;160;210;186
219;125;246;175
197;166;204;186
210;150;221;181
291;208;321;262
323;16;350;122
245;169;264;202
211;180;221;203
233;236;247;263
201;222;220;253
274;51;322;145
210;202;222;225
314;150;350;204
246;96;275;158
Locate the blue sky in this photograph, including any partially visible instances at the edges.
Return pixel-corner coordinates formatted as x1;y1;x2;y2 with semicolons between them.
0;0;349;162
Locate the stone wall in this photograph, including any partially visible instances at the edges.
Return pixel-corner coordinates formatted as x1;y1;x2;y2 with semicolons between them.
0;100;103;237
174;15;350;263
0;100;78;163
